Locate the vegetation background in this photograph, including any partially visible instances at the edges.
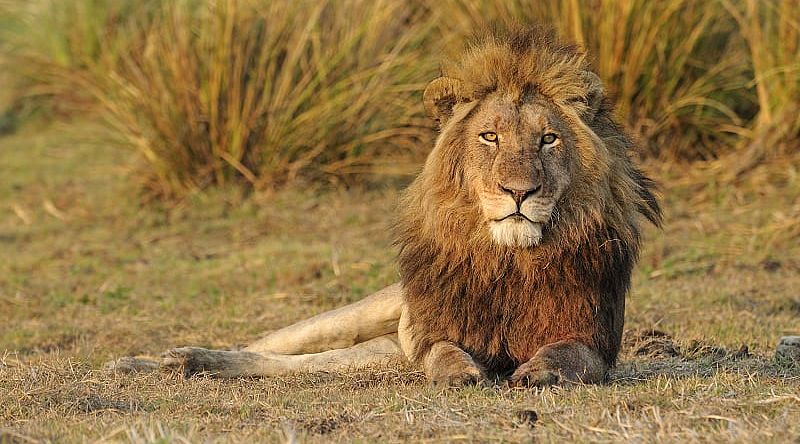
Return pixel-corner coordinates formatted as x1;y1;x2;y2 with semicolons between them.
1;0;798;442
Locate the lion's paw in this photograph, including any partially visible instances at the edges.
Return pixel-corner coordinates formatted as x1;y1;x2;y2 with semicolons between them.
430;364;486;387
509;359;561;388
776;336;800;362
161;347;212;375
423;342;488;387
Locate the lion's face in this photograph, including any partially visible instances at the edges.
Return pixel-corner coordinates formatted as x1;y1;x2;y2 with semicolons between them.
418;44;655;251
458;94;574;247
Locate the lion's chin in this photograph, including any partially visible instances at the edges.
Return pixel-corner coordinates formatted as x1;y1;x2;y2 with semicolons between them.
488;219;543;248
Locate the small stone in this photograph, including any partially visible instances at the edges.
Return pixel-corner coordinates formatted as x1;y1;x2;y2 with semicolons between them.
775;336;800;362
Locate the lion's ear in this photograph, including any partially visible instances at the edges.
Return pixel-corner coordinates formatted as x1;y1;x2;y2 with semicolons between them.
578;71;605;121
423;77;470;126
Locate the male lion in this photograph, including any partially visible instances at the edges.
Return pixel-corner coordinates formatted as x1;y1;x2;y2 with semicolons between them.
113;27;660;387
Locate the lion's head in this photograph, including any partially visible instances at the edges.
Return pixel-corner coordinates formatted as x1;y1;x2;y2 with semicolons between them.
400;27;659;253
423;76;582;248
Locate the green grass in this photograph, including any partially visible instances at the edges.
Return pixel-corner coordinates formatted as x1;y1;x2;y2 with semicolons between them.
89;0;433;196
722;0;800;175
1;0;435;197
2;122;798;442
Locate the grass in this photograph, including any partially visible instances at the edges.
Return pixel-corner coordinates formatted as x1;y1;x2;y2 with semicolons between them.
0;0;435;197
2;121;799;442
87;0;433;196
2;0;798;197
1;1;798;440
722;0;800;175
0;0;151;119
431;0;752;159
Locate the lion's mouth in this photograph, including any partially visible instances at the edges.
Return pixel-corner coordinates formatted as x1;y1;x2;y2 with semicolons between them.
487;213;544;247
493;212;535;223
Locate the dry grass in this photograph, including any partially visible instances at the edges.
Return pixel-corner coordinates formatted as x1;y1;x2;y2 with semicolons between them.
0;0;148;116
86;0;433;196
2;354;798;443
722;0;800;175
2;0;798;198
1;2;799;441
429;0;751;159
1;121;798;442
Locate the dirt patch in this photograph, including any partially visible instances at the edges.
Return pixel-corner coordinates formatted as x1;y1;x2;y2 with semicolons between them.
294;413;355;435
18;333;85;355
767;298;800;316
624;329;751;361
682;340;750;360
75;394;143;414
625;329;681;358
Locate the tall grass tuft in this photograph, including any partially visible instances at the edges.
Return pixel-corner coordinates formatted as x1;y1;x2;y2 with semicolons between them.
429;0;751;158
723;0;800;175
0;0;152;116
87;0;434;196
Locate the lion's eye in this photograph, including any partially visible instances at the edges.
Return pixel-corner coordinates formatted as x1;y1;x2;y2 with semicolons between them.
541;133;558;145
479;132;498;144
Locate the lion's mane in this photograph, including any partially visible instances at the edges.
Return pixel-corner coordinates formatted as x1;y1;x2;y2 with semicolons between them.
396;27;661;375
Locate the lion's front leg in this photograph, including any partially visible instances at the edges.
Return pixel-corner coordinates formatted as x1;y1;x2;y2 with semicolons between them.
509;340;607;387
421;341;487;387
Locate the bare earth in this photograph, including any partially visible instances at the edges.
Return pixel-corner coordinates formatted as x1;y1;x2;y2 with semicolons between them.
1;123;798;442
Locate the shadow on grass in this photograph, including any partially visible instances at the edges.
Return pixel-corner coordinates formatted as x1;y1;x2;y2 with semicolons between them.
612;329;799;384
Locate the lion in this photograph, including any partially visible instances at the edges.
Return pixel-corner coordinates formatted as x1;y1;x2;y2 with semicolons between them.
110;26;661;387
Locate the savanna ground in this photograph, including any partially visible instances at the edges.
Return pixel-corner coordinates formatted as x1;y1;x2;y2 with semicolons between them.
1;120;799;443
2;0;800;442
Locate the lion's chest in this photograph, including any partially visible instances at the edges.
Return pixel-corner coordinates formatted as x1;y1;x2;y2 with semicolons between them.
406;268;599;374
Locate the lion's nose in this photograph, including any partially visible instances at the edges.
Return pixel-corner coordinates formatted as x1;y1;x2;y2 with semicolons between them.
499;183;542;207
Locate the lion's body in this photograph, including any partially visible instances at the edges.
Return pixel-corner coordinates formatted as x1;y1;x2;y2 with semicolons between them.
110;27;660;387
395;27;659;383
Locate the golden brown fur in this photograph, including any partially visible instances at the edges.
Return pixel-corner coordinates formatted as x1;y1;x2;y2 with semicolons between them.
397;26;661;383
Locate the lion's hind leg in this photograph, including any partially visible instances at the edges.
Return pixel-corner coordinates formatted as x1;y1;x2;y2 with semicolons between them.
161;334;403;378
246;283;404;355
105;283;405;376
